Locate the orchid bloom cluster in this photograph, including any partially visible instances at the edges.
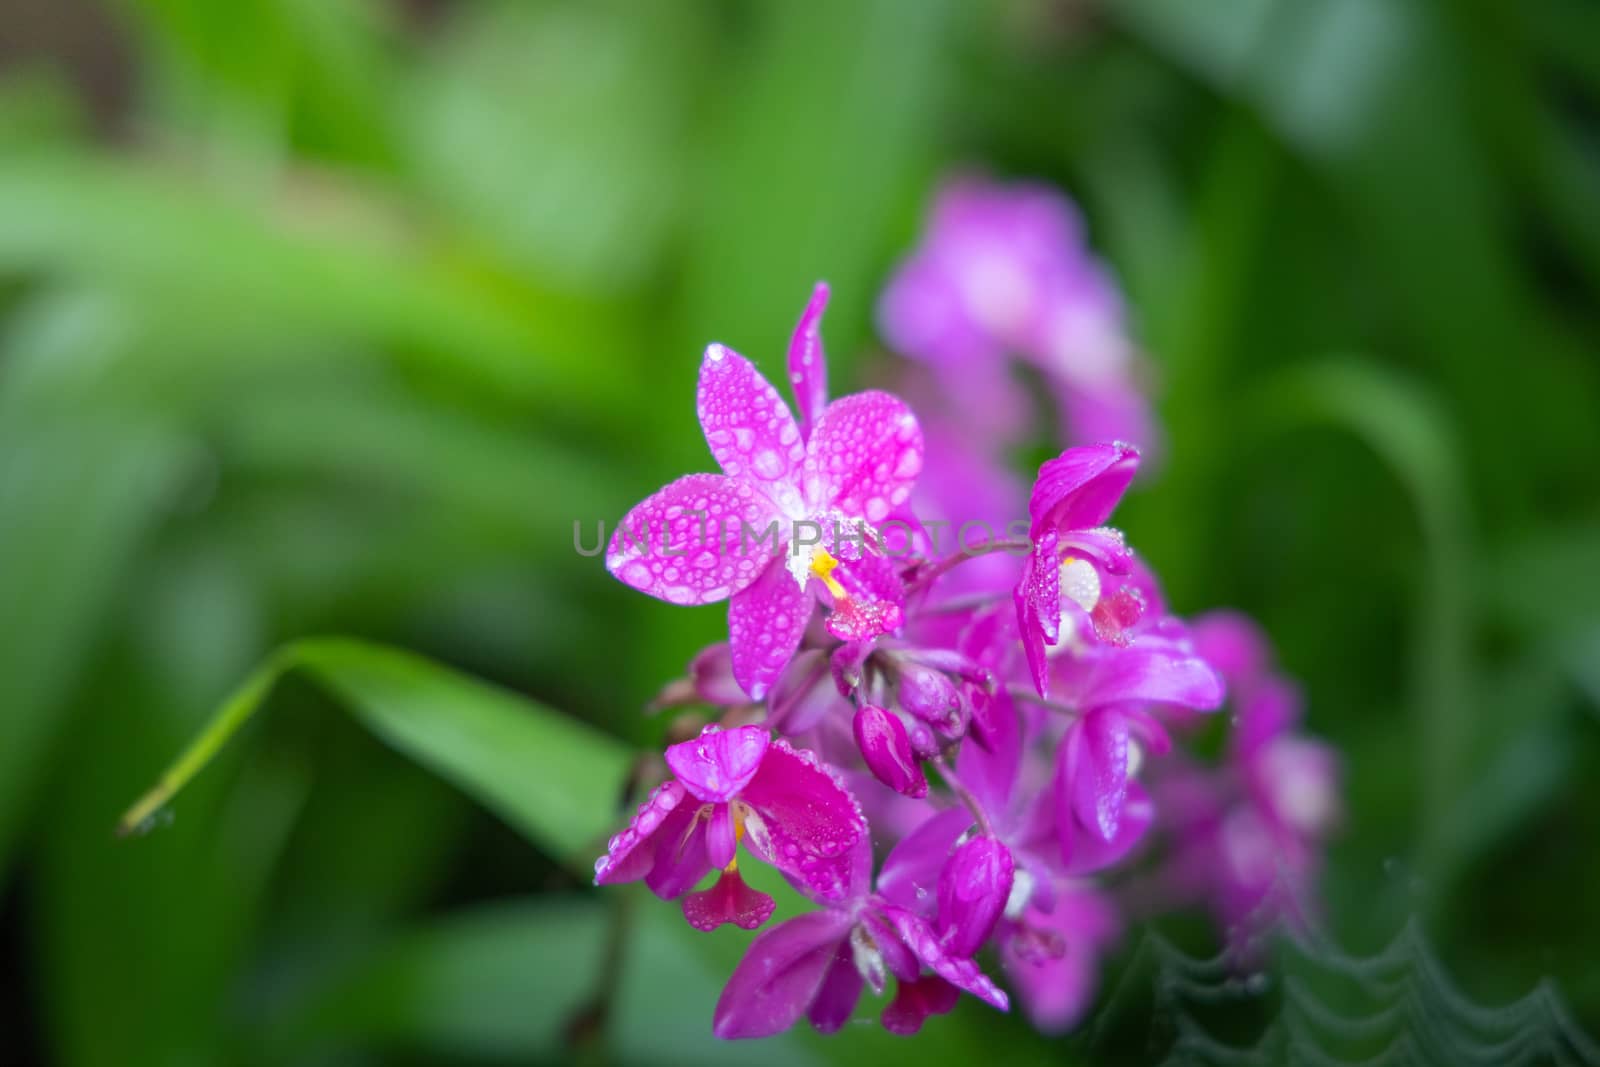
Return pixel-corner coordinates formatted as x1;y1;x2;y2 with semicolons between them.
1147;612;1341;945
879;174;1159;459
594;186;1336;1041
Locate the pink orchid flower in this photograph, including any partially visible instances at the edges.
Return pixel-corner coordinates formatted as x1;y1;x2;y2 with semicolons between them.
606;285;924;699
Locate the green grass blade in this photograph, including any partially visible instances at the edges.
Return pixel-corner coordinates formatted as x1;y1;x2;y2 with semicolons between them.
119;638;634;873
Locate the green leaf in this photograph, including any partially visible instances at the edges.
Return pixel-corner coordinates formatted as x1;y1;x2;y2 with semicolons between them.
1253;360;1473;881
120;638;634;874
676;0;959;381
0;154;633;417
0;413;188;877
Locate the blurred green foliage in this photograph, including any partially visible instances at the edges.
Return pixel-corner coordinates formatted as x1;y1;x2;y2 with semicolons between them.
1;0;1597;1063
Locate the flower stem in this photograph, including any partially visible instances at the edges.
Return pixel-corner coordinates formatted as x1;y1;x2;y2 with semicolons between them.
932;755;994;837
905;538;1032;594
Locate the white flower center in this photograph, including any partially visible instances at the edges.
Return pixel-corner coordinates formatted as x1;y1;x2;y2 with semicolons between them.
1004;867;1036;920
1049;557;1101;657
850;923;888;994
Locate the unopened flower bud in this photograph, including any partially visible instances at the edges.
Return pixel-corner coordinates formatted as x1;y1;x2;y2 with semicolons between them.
853;704;927;798
937;836;1014;957
898;662;964;736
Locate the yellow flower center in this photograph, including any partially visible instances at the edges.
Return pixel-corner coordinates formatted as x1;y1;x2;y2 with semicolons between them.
809;547;849;600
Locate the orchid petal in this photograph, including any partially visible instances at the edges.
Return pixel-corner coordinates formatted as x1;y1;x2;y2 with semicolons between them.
877;807;973;914
685;644;749;707
881;905;1010;1011
740;740;867;903
1190;610;1271;687
881;976;961;1036
593;780;687;886
607;473;780;605
712;909;854;1039
697;344;807;490
786;282;830;436
727;558;812;700
1027;443;1139;535
861;909;920;983
1002;887;1119;1034
666;725;769;805
1067;711;1129;843
643;803;713;900
799;391;923;522
768;649;845;735
706;803;739;868
1061;642;1225;713
1060;782;1155;875
806;945;865;1034
683;868;777;932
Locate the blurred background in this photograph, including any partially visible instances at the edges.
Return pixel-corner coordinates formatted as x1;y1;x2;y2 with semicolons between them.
2;0;1599;1063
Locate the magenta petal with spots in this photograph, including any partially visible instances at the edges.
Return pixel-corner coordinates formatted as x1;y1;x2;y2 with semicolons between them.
727;557;811;700
787;282;831;435
665;724;770;804
799;391;924;523
1016;529;1062;695
697;344;808;490
739;740;867;903
606;473;780;605
593;780;687;886
713;909;854;1039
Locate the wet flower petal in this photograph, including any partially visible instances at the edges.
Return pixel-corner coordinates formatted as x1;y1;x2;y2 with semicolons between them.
1067;710;1130;844
593;780;688;886
740;740;867;903
1027;443;1140;537
877;807;973;915
1056;641;1225;713
800;391;923;522
683;868;777;932
607;473;781;605
786;282;831;436
881;904;1010;1011
665;724;769;805
727;557;812;700
1059;782;1155;875
697;344;808;490
644;802;713;899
